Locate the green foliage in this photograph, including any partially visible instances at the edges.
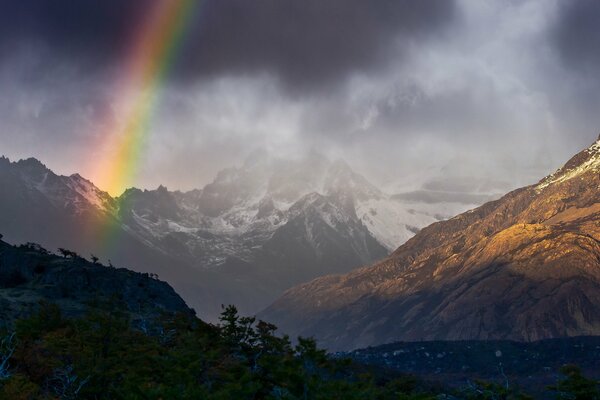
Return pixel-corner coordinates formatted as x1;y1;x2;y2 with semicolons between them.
0;304;437;399
16;302;65;340
548;364;600;400
0;373;40;399
4;303;594;400
459;380;534;400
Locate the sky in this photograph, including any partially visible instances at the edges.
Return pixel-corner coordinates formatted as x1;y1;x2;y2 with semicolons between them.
0;0;598;196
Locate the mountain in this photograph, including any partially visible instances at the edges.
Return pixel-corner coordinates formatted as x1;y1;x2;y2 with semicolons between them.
117;153;390;269
0;151;484;321
116;151;454;261
260;135;600;351
0;239;193;326
0;156;207;311
0;156;180;272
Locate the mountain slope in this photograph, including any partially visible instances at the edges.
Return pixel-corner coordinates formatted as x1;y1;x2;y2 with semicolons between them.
0;239;193;326
260;135;600;351
0;154;392;320
0;150;491;321
116;151;477;262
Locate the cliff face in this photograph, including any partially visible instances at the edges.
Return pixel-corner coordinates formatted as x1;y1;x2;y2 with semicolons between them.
260;137;600;351
0;240;193;326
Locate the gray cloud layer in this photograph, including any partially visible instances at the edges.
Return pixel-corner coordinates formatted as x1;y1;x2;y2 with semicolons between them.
0;0;598;194
553;0;600;73
0;0;456;91
183;0;456;92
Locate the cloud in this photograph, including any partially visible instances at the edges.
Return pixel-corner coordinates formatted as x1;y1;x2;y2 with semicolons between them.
547;0;600;139
0;0;457;94
0;0;598;195
0;1;147;72
178;0;457;93
552;0;600;74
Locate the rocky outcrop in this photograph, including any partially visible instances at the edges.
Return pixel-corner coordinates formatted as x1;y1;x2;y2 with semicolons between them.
0;240;193;326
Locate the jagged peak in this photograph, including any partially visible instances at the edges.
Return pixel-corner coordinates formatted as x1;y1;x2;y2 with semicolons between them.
536;135;600;190
295;191;326;204
213;166;240;184
323;159;382;201
68;173;97;187
67;173;108;194
15;157;48;170
286;192;328;213
119;187;144;198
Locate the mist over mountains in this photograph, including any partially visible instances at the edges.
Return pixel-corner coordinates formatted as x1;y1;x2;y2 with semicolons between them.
0;150;492;321
261;136;600;350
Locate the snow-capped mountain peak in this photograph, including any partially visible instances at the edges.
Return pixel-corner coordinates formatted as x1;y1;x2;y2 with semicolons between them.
537;135;600;190
0;151;494;319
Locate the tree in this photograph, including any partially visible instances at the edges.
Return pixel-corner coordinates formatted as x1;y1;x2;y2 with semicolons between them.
0;332;15;380
58;248;79;259
461;379;533;399
48;365;90;400
219;305;253;347
4;304;446;399
22;242;48;254
549;365;600;400
90;254;99;264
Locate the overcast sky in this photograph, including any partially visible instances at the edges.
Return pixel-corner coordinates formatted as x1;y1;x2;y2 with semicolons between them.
0;0;598;195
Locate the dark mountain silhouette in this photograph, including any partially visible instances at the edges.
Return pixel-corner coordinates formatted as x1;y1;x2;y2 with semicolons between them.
0;239;193;326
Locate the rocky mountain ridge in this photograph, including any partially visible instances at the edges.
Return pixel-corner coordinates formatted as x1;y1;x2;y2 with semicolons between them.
116;152;450;261
260;135;600;350
0;150;488;320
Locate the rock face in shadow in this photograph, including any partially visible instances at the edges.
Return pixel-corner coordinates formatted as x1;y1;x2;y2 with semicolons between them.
0;240;193;326
260;137;600;351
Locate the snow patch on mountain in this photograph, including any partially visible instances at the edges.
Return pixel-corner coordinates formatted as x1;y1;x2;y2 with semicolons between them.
356;198;437;250
1;151;495;268
537;137;600;191
65;174;115;212
111;151;498;260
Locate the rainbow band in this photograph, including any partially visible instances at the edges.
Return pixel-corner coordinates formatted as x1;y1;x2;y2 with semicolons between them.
97;0;197;197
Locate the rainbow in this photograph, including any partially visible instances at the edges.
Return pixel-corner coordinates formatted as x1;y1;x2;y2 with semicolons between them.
83;0;199;257
94;0;198;197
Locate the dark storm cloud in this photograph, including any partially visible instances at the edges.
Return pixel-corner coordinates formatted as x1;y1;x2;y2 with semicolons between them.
1;0;598;194
552;0;600;74
180;0;456;92
0;1;148;72
549;0;600;141
0;0;457;92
